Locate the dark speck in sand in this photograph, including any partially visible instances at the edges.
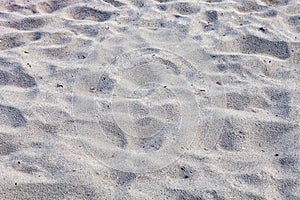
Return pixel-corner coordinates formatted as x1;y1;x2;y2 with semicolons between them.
259;27;267;32
77;54;86;59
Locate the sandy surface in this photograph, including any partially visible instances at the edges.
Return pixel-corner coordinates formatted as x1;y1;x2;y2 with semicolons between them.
0;0;299;199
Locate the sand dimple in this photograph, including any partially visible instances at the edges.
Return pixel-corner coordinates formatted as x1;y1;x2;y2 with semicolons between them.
7;17;46;31
37;0;69;13
242;35;290;59
173;2;200;15
103;0;126;7
0;133;18;155
0;34;25;50
206;10;218;22
1;183;97;199
0;59;36;88
69;7;113;22
0;104;27;127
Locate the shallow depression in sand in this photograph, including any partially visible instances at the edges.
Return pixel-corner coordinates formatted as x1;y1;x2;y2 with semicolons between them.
111;64;182;139
71;48;210;173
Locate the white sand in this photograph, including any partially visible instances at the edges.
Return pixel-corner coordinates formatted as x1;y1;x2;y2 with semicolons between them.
0;0;299;199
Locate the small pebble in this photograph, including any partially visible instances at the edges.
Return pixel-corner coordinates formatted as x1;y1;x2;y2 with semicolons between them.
90;87;96;92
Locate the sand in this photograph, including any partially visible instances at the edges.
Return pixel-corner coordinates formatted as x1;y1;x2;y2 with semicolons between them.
0;0;299;199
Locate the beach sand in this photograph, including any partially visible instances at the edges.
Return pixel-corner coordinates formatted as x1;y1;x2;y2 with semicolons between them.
0;0;299;199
